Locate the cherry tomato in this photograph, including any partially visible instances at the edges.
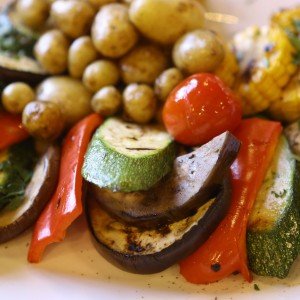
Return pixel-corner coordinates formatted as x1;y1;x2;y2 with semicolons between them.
163;73;242;146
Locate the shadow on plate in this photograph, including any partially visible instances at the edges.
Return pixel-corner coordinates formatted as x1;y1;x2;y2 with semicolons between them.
1;214;300;297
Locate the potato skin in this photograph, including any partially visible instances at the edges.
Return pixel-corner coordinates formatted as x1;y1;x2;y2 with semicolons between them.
2;82;35;114
91;86;122;116
87;0;118;8
68;36;98;79
123;83;156;123
91;4;138;58
83;60;120;92
34;30;70;75
16;0;49;29
173;30;225;74
50;0;95;39
22;101;64;140
154;68;184;101
120;44;168;84
129;0;205;45
121;0;133;4
36;76;92;126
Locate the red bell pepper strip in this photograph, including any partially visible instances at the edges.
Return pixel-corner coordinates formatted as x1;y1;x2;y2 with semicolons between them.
28;113;102;263
180;118;282;284
0;111;29;150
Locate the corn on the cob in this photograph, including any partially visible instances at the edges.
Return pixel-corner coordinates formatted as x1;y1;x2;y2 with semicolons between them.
233;25;297;115
268;70;300;123
272;7;300;66
272;7;300;34
214;44;239;88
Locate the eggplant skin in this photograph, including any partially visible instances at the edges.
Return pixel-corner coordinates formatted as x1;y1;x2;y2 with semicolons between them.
0;145;60;243
91;131;240;228
0;66;48;85
0;4;49;85
86;175;231;274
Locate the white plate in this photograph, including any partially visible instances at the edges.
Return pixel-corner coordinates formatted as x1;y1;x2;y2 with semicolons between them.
1;1;300;299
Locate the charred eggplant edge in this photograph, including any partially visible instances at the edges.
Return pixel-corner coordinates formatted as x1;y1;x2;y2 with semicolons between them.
0;3;49;85
0;145;60;243
91;132;240;228
0;65;48;85
86;174;231;274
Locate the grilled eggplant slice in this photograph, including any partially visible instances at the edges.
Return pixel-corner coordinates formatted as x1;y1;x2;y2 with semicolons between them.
91;131;240;228
86;175;231;274
0;145;60;243
0;4;48;84
0;55;48;84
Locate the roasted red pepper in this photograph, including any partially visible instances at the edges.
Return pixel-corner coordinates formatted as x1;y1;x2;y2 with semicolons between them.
0;111;29;150
180;118;282;284
28;113;102;263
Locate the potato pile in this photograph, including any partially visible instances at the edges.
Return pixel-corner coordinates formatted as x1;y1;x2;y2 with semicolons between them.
1;0;232;141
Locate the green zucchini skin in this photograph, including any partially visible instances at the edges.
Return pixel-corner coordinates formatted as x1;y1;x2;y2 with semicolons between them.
247;137;300;279
90;131;240;228
82;118;176;192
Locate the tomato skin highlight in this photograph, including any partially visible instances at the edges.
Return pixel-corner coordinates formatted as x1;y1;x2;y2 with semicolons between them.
163;73;242;146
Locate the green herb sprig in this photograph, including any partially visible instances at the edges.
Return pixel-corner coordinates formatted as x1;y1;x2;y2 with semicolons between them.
0;140;36;212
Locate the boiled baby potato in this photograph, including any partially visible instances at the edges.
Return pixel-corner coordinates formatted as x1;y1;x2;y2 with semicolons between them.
34;30;70;75
22;101;64;140
120;44;168;84
129;0;205;45
2;82;35;114
68;36;98;79
123;83;156;123
36;76;92;126
83;60;120;93
91;3;138;58
173;29;225;74
87;0;118;8
16;0;50;29
91;86;122;116
50;0;95;39
154;68;184;101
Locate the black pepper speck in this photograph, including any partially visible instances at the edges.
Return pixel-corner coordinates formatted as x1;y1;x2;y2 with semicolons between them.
211;263;221;272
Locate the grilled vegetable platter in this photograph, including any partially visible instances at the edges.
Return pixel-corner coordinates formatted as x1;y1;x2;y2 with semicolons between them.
2;0;300;290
